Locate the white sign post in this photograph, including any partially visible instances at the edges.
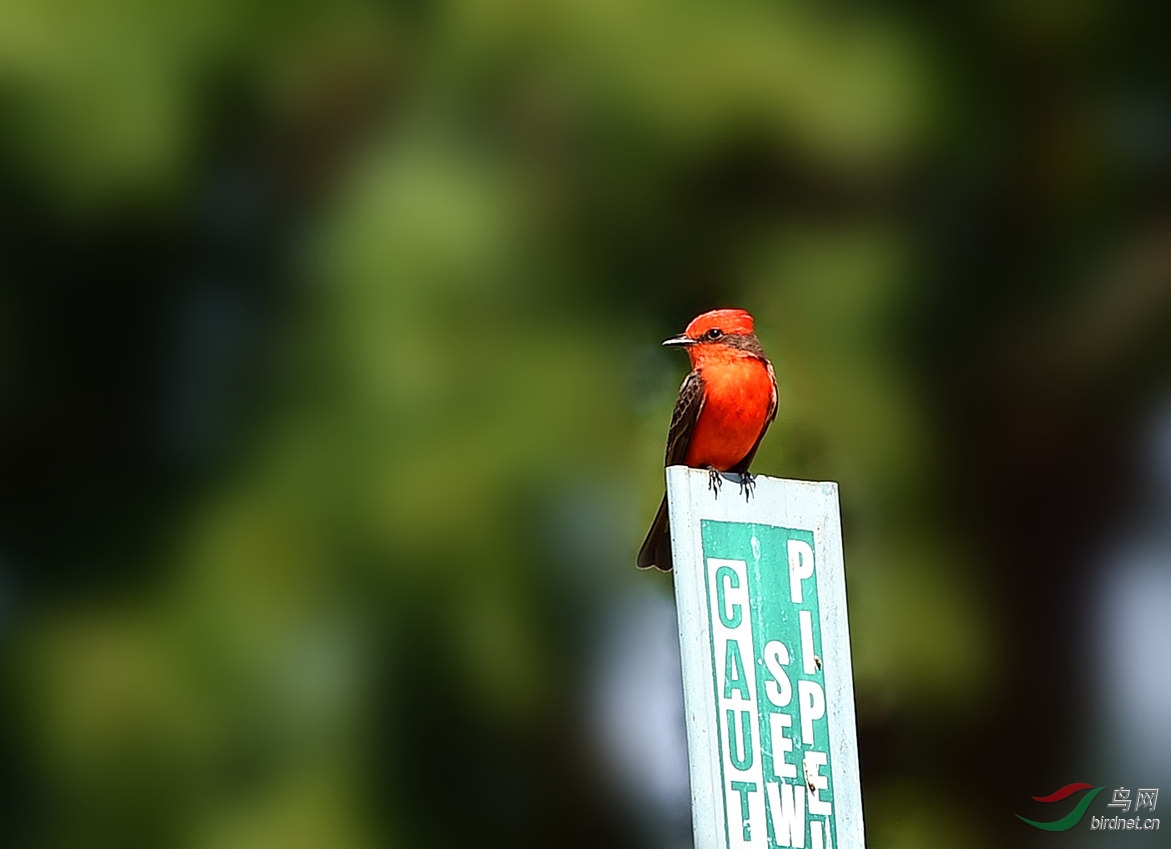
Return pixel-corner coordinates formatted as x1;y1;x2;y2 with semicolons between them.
667;467;864;849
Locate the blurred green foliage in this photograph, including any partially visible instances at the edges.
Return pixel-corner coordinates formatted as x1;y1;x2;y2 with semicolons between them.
3;1;1170;848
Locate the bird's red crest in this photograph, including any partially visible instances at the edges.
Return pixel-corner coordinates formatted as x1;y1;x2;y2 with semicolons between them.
685;308;755;339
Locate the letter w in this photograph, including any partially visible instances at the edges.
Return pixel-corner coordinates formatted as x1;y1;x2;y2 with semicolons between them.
766;780;806;847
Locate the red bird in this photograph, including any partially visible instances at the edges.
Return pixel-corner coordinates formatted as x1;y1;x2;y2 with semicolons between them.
637;308;778;571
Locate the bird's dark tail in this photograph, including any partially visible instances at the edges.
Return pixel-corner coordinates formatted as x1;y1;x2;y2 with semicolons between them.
636;495;673;571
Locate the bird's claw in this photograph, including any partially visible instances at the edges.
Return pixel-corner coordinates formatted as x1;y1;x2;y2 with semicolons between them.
705;466;723;496
738;471;756;501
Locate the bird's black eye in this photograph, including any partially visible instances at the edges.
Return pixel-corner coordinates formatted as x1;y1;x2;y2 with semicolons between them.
706;328;723;340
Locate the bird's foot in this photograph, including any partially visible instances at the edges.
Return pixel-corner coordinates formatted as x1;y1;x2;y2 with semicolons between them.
705;465;723;496
738;471;756;501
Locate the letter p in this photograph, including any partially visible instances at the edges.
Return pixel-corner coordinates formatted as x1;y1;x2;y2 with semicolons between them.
788;540;814;603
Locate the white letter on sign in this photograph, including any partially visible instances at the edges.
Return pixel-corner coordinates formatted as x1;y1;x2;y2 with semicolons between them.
768;712;797;779
811;818;832;849
799;610;816;675
765;781;806;848
762;640;792;707
798;680;825;745
803;751;832;816
788;540;814;603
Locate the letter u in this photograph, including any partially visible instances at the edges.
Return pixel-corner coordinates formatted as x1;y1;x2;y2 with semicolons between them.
726;709;754;770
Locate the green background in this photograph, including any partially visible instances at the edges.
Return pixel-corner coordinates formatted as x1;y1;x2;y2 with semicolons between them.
1;2;1169;847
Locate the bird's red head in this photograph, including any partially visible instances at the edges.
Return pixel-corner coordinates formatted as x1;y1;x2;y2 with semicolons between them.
662;308;763;365
684;308;755;339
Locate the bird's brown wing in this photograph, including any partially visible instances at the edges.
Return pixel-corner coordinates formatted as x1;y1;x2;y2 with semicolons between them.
637;370;705;571
664;369;705;466
729;360;779;474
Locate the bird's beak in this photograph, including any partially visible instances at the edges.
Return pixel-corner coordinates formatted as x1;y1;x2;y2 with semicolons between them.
662;334;696;347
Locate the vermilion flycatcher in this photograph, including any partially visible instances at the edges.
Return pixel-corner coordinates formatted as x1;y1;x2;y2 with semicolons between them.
637;308;778;571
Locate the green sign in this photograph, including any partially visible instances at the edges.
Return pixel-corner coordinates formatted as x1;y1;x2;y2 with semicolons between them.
667;469;862;849
702;521;835;849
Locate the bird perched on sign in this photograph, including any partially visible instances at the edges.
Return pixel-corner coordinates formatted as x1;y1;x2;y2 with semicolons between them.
637;308;778;571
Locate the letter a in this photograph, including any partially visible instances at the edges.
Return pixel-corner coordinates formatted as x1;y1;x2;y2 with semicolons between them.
725;640;751;700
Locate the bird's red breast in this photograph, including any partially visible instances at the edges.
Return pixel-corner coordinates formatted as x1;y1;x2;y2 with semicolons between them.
684;353;776;470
